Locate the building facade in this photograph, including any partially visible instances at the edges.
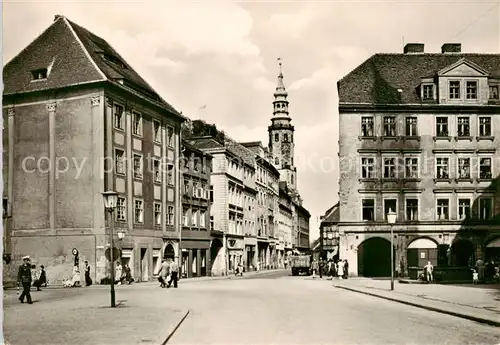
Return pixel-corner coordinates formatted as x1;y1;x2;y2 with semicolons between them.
319;203;340;261
2;15;185;284
278;185;294;264
337;43;500;278
180;141;212;278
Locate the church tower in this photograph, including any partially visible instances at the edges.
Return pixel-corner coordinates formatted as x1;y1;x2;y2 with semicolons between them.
268;58;299;196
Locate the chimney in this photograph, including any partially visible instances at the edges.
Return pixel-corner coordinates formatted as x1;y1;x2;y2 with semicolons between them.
54;14;63;22
404;43;424;54
441;43;461;53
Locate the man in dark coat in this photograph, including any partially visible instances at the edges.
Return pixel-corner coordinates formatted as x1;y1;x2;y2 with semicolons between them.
18;256;33;304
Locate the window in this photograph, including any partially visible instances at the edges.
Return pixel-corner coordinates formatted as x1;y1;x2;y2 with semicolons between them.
167;126;174;148
458;199;471;220
167;206;174;226
490;85;499;99
184;180;190;195
114;104;124;130
383;157;396;178
479;158;492;179
406;117;418;136
479;117;491;137
457;117;470;136
275;157;279;165
436;158;449;179
405;158;418;178
436;117;448;136
291;134;293;143
183;208;189;227
116;197;126;221
423;85;434;100
167;165;174;185
361;158;375;178
115;149;125;174
191;209;198;226
457;158;470;179
406;199;418;221
466;81;477;99
153;159;161;183
200;211;206;227
284;134;289;142
383;116;396;136
436;199;449;220
134;199;143;223
449;81;460;99
133;154;143;179
154;203;162;225
31;68;48;80
362;199;375;221
132;111;142;136
153;120;161;142
478;198;493;220
384;199;397;220
274;133;279;142
361;117;374;136
210;216;214;230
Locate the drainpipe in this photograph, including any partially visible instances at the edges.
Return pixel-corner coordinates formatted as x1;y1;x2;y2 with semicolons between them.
177;124;183;272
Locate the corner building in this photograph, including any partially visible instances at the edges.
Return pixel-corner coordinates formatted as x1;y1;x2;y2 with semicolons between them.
2;15;185;284
337;43;500;279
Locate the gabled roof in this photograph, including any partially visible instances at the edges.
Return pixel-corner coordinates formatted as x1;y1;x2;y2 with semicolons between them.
437;58;489;76
338;53;500;105
224;137;256;169
320;202;339;226
4;15;181;117
187;137;224;151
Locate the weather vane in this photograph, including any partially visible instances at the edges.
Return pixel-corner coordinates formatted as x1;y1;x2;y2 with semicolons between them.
277;57;282;74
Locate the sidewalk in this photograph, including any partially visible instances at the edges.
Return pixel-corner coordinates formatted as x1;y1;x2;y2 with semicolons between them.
3;285;189;345
332;278;500;327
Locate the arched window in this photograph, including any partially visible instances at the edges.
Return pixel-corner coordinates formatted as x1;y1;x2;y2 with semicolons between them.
291;175;294;185
274;133;279;142
275;157;279;165
284;134;289;142
291;134;293;143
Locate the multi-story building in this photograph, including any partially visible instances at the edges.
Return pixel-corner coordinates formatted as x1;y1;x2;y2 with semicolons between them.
278;184;294;265
180;140;212;278
296;204;311;252
241;142;280;269
319;203;340;260
337;43;500;278
2;15;186;284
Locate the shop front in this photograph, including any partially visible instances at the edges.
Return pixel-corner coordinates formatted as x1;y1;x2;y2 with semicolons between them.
180;239;211;278
244;236;257;271
226;235;244;273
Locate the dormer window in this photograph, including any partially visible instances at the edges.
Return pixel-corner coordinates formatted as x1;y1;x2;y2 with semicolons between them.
449;81;460;99
422;84;434;100
466;81;477;99
31;68;47;81
489;85;499;99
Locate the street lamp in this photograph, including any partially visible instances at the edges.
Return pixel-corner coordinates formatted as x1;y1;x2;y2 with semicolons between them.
102;190;118;307
387;208;397;291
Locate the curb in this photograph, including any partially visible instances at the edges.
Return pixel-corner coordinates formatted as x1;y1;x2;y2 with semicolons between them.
334;285;500;327
161;309;190;344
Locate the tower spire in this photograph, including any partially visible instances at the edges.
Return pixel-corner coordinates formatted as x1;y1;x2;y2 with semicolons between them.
275;57;287;96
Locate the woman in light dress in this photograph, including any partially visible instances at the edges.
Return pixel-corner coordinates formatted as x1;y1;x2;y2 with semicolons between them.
337;260;345;279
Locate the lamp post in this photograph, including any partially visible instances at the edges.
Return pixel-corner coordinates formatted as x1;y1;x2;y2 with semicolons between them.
387;208;397;291
102;191;118;307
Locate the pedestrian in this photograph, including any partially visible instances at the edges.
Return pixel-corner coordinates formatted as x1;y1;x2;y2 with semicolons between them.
159;259;170;288
18;255;33;304
319;258;324;278
115;262;123;285
84;261;92;286
168;258;179;288
343;259;349;279
124;264;133;284
33;265;47;291
424;261;433;283
311;259;319;278
337;259;345;280
472;269;479;284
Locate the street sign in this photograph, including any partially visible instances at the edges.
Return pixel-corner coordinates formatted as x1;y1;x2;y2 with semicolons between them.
105;247;121;262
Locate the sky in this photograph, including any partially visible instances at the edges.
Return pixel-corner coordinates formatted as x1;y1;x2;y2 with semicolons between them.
3;0;499;242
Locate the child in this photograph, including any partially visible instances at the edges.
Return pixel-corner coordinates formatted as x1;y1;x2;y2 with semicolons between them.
472;269;479;284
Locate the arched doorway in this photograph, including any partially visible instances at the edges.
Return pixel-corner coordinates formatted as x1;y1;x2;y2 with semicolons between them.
485;238;500;261
210;239;223;275
407;238;438;267
164;244;175;260
357;237;393;277
450;239;474;266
